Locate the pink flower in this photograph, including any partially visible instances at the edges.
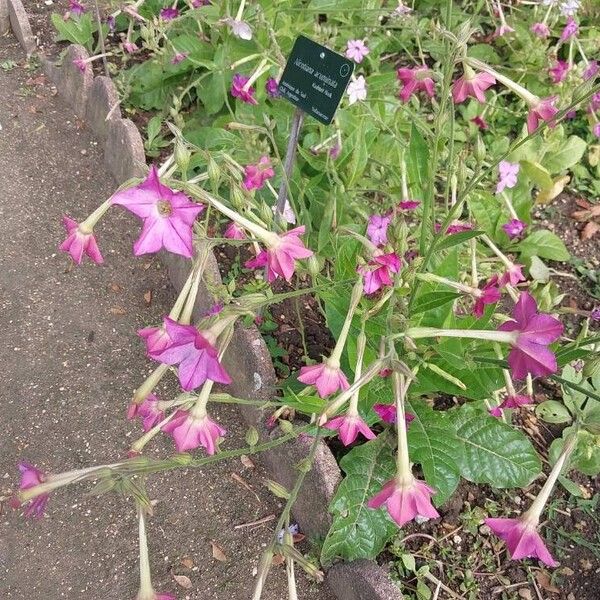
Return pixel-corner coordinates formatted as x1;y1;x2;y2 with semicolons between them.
499;263;526;287
473;275;501;318
471;115;489;130
549;60;569;84
192;0;210;5
594;123;600;138
347;76;367;105
496;161;520;194
373;403;415;425
436;221;473;234
359;253;401;295
590;307;600;321
298;362;349;398
324;413;375;446
590;92;600;112
527;96;559;134
368;477;439;527
498;292;563;379
345;39;369;63
16;463;49;518
68;0;86;16
138;318;172;356
451;71;496;104
329;144;341;159
560;17;578;42
224;221;246;240
111;165;204;258
583;61;599;81
264;226;313;282
494;24;514;38
73;58;87;72
59;216;104;265
171;52;188;64
367;214;392;246
502;218;527;239
243;156;275;191
265;77;279;97
127;394;164;432
501;394;533;409
397;66;435;103
159;7;179;20
531;22;550;38
231;73;258;105
122;41;139;53
398;199;420;210
150;317;232;390
162;410;226;454
485;517;558;567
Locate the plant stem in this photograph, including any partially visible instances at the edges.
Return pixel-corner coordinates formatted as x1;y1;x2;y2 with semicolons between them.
276;108;305;219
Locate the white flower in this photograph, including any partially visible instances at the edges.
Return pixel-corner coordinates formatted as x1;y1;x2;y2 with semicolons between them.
393;1;412;16
223;17;252;40
559;0;580;16
272;199;296;224
347;75;367;105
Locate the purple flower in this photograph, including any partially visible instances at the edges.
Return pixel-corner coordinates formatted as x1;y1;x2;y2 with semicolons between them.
323;413;376;446
560;17;578;42
452;71;496;104
591;307;600;321
329;144;341;159
496;161;520;194
436;221;473;234
498;292;563;379
231;73;258;105
224;221;246;240
192;0;210;5
359;253;401;295
122;41;139;53
138;317;172;356
223;17;252;40
265;77;279;98
345;39;369;64
162;410;226;454
368;477;439;527
590;92;600;112
527;96;559;134
549;60;569;84
243;156;275;191
106;15;116;31
68;0;86;16
473;275;501;318
111;166;204;258
531;22;550;38
127;393;164;432
16;463;50;518
298;362;349;398
398;199;420;210
171;52;188;64
72;58;87;73
594;123;600;138
397;66;435;103
494;24;514;38
471;115;489;130
583;61;599;81
499;263;526;287
367;214;392;246
59;216;104;265
485;517;558;567
502;218;527;239
159;7;179;20
150;318;231;390
373;403;415;425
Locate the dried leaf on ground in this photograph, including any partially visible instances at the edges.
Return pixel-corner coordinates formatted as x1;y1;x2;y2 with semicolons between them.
109;306;127;315
180;557;194;569
211;541;227;562
240;454;255;469
144;290;152;305
173;574;192;589
535;571;560;594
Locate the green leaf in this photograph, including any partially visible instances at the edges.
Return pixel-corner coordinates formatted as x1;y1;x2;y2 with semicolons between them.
544;135;587;173
452;405;541;487
536;400;572;424
467;44;501;64
436;230;482;252
52;13;94;49
321;434;397;565
412;291;461;316
407;124;430;197
468;191;501;238
406;400;462;504
520;160;553;189
517;230;570;262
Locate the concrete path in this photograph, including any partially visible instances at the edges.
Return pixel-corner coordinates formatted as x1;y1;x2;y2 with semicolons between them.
0;35;333;600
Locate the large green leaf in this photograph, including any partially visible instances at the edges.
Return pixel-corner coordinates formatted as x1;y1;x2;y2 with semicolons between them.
406;400;462;504
517;230;570;262
520;160;553;189
544;135;587;173
452;405;541;487
51;13;93;48
321;434;397;565
407;124;430;197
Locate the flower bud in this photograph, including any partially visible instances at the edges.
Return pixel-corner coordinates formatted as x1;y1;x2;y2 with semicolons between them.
265;479;290;499
245;426;259;447
207;157;221;188
174;140;191;174
307;254;321;277
259;201;274;227
475;136;486;163
230;186;246;210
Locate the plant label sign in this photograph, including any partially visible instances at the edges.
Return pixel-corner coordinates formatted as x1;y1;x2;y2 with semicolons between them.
278;35;354;125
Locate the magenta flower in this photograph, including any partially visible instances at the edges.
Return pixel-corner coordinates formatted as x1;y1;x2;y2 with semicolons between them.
591;92;600;112
128;393;164;432
68;0;86;16
162;410;226;454
257;226;313;283
398;199;420;211
527;96;559;134
452;71;496;104
485;517;558;566
501;394;532;410
138;318;172;356
297;362;349;398
549;60;569;84
150;317;232;390
224;221;246;240
367;214;392;246
590;307;600;321
329;144;341;159
583;61;599;81
17;463;50;518
345;39;369;63
171;52;188;64
60;216;104;265
494;24;514;38
499;263;526;287
496;161;520;194
397;66;435;103
231;73;258;105
436;221;473;234
498;292;563;379
159;7;179;20
373;403;415;425
531;22;550;38
122;41;139;53
111;166;204;258
502;218;527;239
471;115;489;130
192;0;210;5
73;58;87;73
359;253;401;295
368;477;439;528
324;413;375;446
560;17;578;42
265;77;279;98
473;275;501;318
594;123;600;138
243;156;275;191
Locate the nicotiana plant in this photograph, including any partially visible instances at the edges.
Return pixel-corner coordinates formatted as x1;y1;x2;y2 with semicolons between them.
14;0;600;598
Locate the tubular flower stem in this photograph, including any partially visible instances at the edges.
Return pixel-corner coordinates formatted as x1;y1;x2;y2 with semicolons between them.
133;364;171;405
136;508;156;599
347;326;367;414
230;53;262;70
416;273;481;297
329;279;364;364
406;327;517;344
234;0;246;20
243;58;270;91
392;372;412;480
129;409;181;454
482;234;514;269
494;343;516;396
500;192;520;220
167;266;197;320
81;197;113;230
179;249;210;325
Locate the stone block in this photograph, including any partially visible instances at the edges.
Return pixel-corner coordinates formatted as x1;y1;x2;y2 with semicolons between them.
85;76;121;141
7;0;35;54
104;118;146;184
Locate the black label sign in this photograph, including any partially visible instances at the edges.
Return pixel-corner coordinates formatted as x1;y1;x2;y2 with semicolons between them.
278;35;354;125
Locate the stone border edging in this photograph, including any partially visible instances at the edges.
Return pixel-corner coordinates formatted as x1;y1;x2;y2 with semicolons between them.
5;6;403;599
